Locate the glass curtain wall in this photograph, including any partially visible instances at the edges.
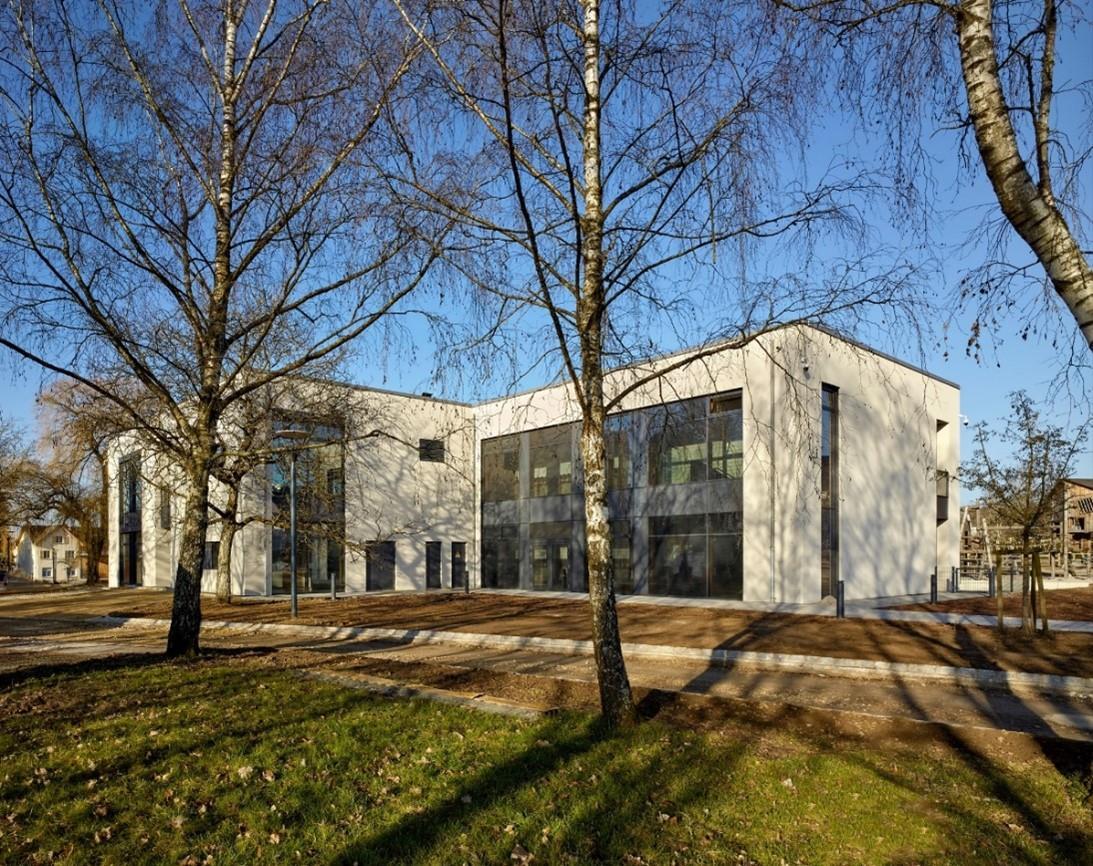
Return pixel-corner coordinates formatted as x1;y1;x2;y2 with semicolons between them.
480;389;744;599
271;418;345;595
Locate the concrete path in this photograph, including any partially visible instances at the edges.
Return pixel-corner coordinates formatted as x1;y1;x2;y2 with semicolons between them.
504;587;1093;633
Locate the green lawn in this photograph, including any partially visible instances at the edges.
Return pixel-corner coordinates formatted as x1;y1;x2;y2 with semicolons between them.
0;655;1089;865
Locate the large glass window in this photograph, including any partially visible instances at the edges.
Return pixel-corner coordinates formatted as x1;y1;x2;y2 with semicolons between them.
529;426;573;498
820;384;839;597
530;521;572;590
649;512;742;599
482;436;520;502
481;524;519;588
271;418;345;595
648;399;707;486
649;514;707;597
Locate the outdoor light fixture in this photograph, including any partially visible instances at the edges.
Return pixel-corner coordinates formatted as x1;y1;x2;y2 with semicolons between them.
278;428;310;618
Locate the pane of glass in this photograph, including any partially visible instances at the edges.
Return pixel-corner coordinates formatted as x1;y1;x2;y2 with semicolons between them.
529;426;573;498
648;400;706;486
482;436;520;502
610;520;633;593
605;414;632;490
708;406;743;480
709;533;743;600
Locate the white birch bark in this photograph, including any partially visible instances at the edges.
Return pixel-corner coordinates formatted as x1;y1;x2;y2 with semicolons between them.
956;0;1093;350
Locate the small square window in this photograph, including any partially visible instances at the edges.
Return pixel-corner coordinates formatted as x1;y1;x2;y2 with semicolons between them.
55;534;65;543
203;541;220;571
419;438;445;463
42;549;51;559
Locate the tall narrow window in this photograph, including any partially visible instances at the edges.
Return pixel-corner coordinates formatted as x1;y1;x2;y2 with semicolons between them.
936;420;949;523
159;485;171;530
820;384;839;597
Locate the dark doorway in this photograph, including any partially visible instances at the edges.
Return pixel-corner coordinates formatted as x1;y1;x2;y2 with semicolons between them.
451;542;466;589
425;541;441;589
366;541;396;591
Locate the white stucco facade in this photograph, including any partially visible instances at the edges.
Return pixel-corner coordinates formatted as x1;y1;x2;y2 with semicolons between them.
107;326;959;603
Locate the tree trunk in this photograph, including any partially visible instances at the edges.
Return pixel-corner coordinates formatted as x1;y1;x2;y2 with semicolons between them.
1020;541;1033;636
955;0;1093;351
166;459;212;657
576;0;635;727
1033;549;1049;636
216;484;240;603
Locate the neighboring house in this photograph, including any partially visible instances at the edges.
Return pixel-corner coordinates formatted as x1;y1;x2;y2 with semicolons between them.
13;524;84;582
1054;478;1093;555
107;325;960;603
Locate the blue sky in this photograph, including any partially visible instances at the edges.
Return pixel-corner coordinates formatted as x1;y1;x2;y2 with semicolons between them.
1;3;1090;481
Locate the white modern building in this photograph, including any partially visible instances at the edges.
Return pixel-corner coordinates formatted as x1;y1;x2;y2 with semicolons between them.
108;326;959;603
14;524;84;582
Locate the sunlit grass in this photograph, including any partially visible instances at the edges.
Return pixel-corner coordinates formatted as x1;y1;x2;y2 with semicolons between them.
0;656;1089;865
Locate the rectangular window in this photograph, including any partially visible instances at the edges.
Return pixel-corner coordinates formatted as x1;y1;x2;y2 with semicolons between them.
451;542;467;589
648;512;742;599
41;549;51;560
649;514;707;597
426;541;442;589
159;486;171;530
118;453;142;533
820;384;839;597
610;520;634;594
54;534;64;544
202;541;220;571
708;391;743;480
65;549;74;561
41;568;52;579
605;415;632;490
936;469;950;523
529;426;573;498
481;436;520;502
648;399;707;486
419;438;445;463
530;521;572;590
365;540;396;591
270;416;346;595
481;524;519;588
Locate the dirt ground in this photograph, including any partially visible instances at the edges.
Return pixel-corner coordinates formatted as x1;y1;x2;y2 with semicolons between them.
42;588;1093;678
895;585;1093;622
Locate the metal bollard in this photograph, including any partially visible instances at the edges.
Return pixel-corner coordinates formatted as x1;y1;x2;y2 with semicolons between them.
951;565;958;593
930;570;938;604
987;567;995;598
836;579;845;618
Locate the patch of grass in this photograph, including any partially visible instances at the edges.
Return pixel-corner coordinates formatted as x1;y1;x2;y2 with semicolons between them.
0;656;1089;865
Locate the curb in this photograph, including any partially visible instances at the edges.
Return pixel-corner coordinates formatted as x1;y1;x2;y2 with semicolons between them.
97;614;1093;698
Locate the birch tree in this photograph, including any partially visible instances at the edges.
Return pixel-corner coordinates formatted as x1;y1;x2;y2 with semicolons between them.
777;0;1093;354
392;0;917;725
0;0;442;655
